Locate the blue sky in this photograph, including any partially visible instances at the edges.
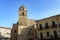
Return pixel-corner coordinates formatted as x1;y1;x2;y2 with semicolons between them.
0;0;60;28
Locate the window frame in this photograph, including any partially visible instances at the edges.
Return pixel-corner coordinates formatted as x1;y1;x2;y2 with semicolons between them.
46;32;49;37
45;22;49;29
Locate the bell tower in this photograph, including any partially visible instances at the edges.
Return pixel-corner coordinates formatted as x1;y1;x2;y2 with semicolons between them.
18;5;27;26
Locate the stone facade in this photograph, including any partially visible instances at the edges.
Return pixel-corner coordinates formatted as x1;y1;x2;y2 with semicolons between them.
0;26;11;40
11;5;60;40
11;5;36;40
36;14;60;40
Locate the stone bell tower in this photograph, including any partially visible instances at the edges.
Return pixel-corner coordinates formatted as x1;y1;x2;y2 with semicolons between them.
18;5;27;26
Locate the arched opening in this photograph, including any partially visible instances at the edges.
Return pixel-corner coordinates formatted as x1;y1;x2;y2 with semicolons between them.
22;12;24;16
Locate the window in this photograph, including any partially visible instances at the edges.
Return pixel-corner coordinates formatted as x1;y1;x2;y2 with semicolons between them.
38;24;42;30
35;33;37;38
40;24;42;29
14;30;16;34
59;23;60;27
22;12;24;16
40;33;43;39
28;31;30;35
45;23;49;29
52;21;56;27
29;27;32;30
46;32;49;37
54;31;57;38
29;39;33;40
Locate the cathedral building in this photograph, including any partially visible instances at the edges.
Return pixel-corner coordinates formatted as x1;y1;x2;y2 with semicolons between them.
11;5;60;40
11;5;36;40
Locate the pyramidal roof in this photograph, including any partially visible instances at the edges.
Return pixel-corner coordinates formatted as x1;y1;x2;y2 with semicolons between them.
20;5;25;8
19;5;27;10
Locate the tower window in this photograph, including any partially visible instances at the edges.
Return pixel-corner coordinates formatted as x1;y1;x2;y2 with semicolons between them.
22;12;24;16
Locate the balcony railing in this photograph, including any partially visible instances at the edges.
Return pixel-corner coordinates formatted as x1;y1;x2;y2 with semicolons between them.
44;26;50;29
38;28;43;31
51;24;57;28
38;24;60;31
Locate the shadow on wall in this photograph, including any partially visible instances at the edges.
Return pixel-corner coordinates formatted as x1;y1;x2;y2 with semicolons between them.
18;25;37;40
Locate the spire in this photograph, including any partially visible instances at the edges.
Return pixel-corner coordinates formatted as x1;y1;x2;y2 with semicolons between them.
19;4;27;11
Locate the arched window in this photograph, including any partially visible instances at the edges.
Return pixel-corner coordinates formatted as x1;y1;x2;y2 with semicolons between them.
38;24;42;30
52;21;56;27
45;22;49;29
46;32;49;37
40;33;43;39
22;12;24;16
54;31;57;38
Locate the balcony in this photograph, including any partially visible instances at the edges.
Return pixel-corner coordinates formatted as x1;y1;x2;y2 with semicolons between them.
51;24;57;28
38;24;59;31
38;28;43;31
44;26;50;30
